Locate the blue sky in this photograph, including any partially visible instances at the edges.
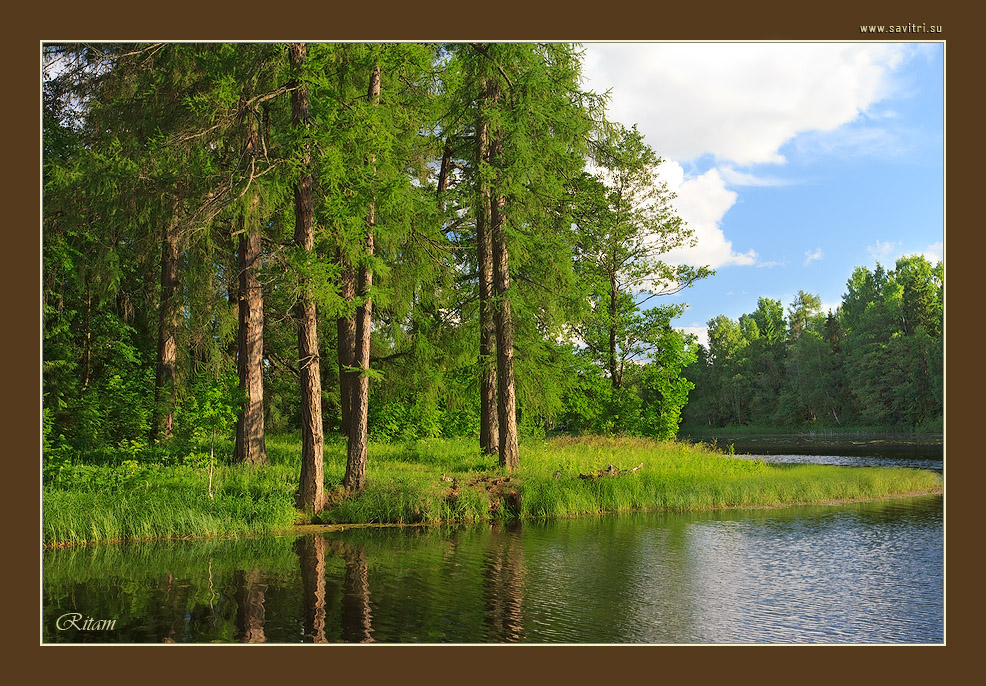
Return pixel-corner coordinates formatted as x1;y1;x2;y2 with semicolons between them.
580;42;944;346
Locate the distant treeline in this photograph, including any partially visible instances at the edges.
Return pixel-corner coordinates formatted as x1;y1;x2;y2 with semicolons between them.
682;255;943;432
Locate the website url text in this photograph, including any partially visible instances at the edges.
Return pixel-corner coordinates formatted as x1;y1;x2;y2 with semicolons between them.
860;23;942;33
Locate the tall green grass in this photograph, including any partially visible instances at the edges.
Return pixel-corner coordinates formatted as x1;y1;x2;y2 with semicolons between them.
43;434;941;546
43;459;299;546
517;436;940;517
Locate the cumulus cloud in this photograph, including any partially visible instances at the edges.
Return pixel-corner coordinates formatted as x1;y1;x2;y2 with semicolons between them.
804;248;824;265
655;163;757;269
581;43;915;273
582;43;912;166
580;44;925;278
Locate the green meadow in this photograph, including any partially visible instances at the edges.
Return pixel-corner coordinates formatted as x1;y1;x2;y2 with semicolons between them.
42;435;941;547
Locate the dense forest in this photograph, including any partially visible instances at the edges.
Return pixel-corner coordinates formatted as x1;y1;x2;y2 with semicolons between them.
682;257;944;432
42;43;943;517
42;42;711;509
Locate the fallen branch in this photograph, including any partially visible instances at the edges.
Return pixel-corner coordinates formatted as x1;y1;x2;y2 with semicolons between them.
578;463;644;480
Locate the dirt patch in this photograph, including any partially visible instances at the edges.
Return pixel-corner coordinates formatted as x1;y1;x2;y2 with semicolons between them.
468;474;522;515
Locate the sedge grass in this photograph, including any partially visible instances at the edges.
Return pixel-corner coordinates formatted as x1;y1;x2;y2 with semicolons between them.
43;434;941;547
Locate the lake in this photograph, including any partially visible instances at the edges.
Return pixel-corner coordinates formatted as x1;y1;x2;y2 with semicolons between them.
43;455;944;644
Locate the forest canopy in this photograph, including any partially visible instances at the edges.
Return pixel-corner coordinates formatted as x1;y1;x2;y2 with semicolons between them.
42;43;943;513
42;43;709;504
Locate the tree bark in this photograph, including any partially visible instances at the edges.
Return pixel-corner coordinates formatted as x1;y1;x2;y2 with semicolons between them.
151;207;181;442
290;43;325;512
476;77;499;457
81;290;91;390
337;253;356;436
226;236;239;361
437;136;453;197
345;64;381;493
488;87;520;470
233;110;268;465
335;45;356;438
609;272;620;389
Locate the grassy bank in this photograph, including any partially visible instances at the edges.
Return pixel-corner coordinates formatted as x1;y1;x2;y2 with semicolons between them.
43;435;942;547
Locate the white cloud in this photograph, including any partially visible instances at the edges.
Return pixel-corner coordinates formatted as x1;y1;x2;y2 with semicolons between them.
718;167;795;187
656;164;757;269
866;239;943;266
581;43;917;275
792;124;922;160
677;325;709;349
920;241;944;263
867;239;900;260
582;43;912;166
803;248;824;265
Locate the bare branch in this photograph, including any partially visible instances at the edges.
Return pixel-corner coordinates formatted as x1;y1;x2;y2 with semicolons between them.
470;43;513;89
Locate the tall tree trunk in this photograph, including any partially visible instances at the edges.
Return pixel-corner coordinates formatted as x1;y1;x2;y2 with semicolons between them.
337;253;356;436
476;77;499;457
151;207;181;442
437;136;453;197
489;96;520;471
233;110;268;465
345;64;381;493
609;273;620;389
290;43;325;512
81;290;91;391
226;231;239;362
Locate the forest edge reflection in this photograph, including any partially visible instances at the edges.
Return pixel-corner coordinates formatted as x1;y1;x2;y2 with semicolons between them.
43;494;942;644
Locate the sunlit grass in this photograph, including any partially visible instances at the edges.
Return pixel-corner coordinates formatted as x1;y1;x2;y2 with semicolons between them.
43;434;941;546
43;460;299;546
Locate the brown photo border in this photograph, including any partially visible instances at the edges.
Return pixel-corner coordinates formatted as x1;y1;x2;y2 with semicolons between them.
17;0;975;679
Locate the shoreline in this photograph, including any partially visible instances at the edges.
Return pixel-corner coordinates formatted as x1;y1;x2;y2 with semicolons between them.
43;485;943;550
679;431;944;459
43;435;944;550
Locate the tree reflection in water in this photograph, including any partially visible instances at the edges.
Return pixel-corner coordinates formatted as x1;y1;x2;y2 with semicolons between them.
339;542;375;643
296;534;375;643
233;568;268;643
295;535;328;643
482;522;526;642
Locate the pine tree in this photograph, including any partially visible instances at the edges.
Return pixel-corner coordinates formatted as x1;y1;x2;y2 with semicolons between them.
290;43;326;511
344;63;381;493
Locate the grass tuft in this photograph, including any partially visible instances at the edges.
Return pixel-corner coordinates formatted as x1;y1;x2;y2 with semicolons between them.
43;435;941;547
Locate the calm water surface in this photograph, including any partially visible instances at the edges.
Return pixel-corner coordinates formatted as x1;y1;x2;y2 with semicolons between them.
43;494;943;644
733;453;943;472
